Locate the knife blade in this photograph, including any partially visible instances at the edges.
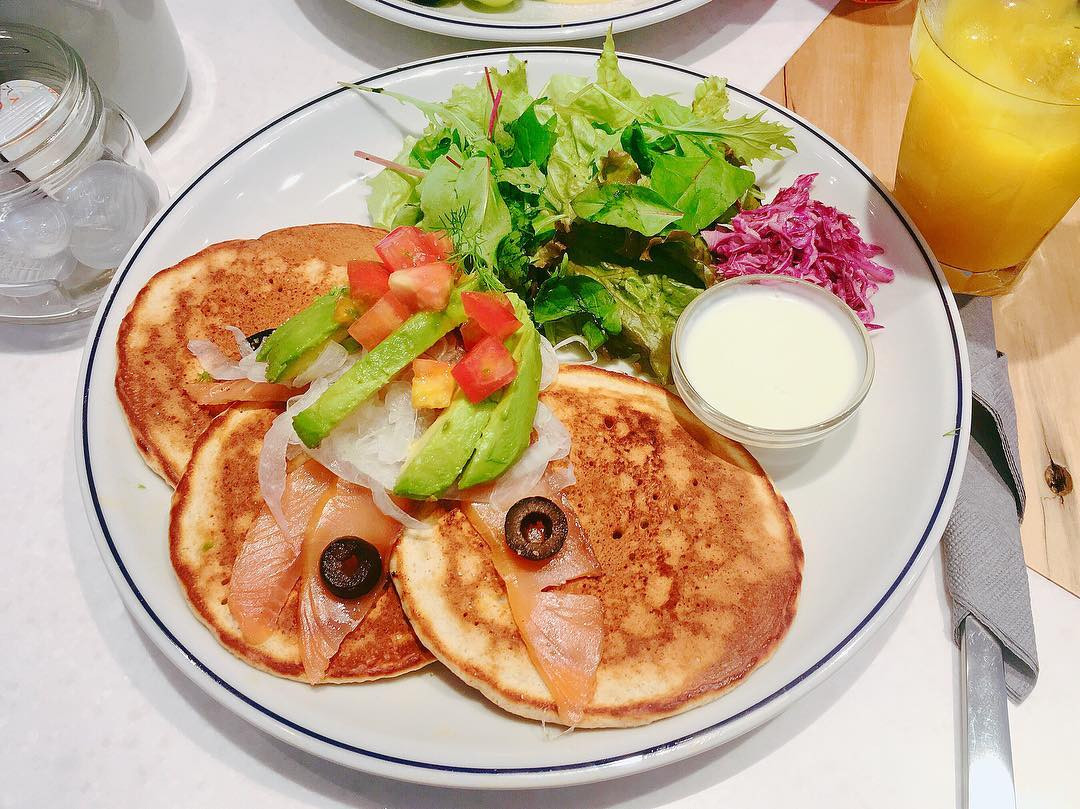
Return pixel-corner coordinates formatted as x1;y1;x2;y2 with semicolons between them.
961;615;1016;809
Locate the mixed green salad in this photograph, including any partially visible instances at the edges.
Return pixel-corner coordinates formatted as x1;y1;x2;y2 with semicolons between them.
349;34;795;380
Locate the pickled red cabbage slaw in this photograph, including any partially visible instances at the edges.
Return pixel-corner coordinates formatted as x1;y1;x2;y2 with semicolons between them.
703;174;894;328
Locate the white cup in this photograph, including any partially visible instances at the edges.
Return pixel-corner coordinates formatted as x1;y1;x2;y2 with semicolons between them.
0;0;187;139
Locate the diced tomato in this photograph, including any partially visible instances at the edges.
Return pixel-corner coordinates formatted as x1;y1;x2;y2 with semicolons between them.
388;262;453;312
186;379;301;405
347;293;411;350
346;259;391;307
376;226;442;270
461;291;522;340
452;336;517;403
411;358;455;409
423;230;455;260
459;318;487;351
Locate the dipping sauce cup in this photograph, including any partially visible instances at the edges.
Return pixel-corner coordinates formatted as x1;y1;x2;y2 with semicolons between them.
671;275;875;449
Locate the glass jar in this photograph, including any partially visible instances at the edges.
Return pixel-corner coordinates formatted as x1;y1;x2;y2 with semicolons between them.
0;23;166;323
893;0;1080;296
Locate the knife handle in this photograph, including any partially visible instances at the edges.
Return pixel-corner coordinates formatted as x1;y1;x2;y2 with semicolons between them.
961;616;1017;809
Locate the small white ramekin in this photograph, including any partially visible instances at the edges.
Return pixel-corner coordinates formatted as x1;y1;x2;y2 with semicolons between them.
671;274;875;449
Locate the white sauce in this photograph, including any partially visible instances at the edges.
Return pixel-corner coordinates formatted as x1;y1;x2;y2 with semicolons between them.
678;284;865;430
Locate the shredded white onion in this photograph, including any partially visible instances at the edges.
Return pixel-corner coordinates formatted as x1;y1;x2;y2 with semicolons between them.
259;412;295;531
292;341;349;386
301;379;429;530
489;403;572;510
187;339;248;380
539;335;559;391
308;443;429;532
310;382;416;490
552;335;599;366
378;382;419;464
188;326;268;382
258;379;330;532
543;462;577;494
329;353;360;383
224;325;254;357
429;336;465;365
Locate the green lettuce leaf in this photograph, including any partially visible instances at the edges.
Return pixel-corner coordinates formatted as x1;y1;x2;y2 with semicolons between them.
409;127;465;169
639;229;715;287
652;112;796;163
541;313;609;351
619;122;676;175
541;32;645;130
418;156;510;267
505;101;557;169
533;274;622;346
698;112;796;162
443;57;532;140
494;187;544;295
646;94;695;127
497;163;547;195
344;83;485;143
568;262;700;380
598;149;642;184
557;221;711;288
538;114;619;228
634;88;795;164
650;140;755;232
367;138;421;229
691;76;730;121
571;183;682;237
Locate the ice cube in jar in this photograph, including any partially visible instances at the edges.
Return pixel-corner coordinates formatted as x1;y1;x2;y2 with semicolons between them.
59;161;160;271
0;23;163;323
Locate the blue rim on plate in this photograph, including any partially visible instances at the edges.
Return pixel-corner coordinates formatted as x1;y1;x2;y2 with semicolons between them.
367;0;700;30
78;48;966;780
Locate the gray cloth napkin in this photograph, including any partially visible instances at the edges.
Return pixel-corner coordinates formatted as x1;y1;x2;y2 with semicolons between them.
942;296;1038;701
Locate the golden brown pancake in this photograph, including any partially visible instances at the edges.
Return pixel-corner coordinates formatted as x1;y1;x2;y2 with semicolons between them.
170;404;433;682
391;366;803;727
115;223;385;485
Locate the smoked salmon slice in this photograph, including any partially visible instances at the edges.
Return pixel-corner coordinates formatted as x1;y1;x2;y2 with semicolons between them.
297;479;402;683
464;469;603;725
228;461;334;644
522;592;603;722
186;379;302;405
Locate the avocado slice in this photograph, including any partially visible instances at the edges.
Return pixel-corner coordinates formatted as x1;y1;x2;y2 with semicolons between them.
456;306;541;491
256;288;349;382
393;391;497;499
292;279;478;448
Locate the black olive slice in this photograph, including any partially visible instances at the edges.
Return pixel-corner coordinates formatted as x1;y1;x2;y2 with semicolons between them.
319;536;382;599
504;496;568;561
246;328;275;352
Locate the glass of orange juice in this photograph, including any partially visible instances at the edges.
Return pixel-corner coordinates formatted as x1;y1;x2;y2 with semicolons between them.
894;0;1080;296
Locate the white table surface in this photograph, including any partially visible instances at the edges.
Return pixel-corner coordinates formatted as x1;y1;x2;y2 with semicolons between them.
3;0;1078;806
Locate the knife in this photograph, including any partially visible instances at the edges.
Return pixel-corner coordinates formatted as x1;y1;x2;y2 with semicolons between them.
961;615;1017;809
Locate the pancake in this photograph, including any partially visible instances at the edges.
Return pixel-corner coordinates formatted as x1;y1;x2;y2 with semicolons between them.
170;403;433;682
115;223;385;485
391;365;803;727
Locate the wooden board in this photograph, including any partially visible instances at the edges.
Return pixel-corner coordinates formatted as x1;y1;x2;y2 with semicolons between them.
764;0;1080;595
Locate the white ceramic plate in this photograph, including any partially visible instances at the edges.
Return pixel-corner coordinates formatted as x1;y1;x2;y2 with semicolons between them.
344;0;711;42
76;49;970;790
